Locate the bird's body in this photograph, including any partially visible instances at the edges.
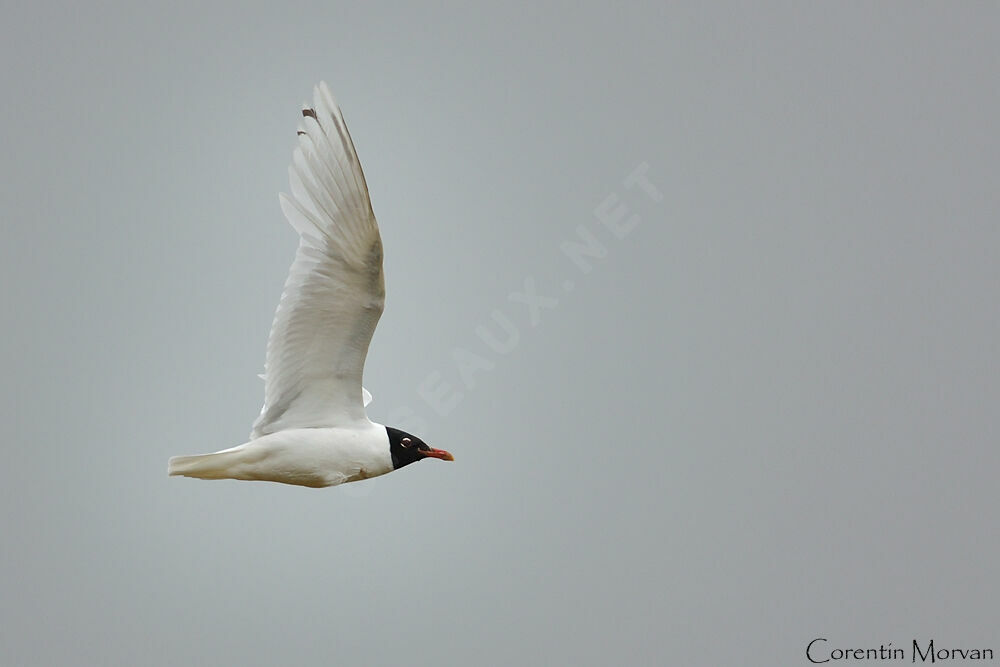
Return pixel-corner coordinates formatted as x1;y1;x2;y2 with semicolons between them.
169;425;393;488
168;82;452;488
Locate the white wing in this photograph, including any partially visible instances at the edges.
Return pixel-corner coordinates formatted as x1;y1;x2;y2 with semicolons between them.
251;82;384;439
258;373;372;407
258;372;372;406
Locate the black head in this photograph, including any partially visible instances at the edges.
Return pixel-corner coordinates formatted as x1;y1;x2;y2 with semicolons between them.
386;426;454;470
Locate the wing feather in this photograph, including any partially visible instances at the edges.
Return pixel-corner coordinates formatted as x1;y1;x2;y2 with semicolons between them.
250;83;384;439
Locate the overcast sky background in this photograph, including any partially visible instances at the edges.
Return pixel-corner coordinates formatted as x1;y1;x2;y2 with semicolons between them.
1;3;997;665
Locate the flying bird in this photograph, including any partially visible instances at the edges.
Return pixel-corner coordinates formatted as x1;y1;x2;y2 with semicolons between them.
168;83;453;488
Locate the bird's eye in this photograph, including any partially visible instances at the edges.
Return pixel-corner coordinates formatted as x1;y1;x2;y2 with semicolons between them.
401;437;412;448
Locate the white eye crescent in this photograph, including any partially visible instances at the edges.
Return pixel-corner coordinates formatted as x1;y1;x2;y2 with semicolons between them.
401;437;412;448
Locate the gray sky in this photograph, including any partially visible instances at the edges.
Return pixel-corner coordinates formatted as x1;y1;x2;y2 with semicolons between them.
1;3;998;665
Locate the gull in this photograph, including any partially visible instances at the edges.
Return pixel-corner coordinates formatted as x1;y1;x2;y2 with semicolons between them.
168;82;453;488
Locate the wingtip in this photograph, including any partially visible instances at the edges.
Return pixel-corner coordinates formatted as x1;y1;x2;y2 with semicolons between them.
315;82;342;117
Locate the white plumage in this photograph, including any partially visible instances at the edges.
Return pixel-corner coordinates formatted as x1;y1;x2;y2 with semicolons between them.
168;83;453;488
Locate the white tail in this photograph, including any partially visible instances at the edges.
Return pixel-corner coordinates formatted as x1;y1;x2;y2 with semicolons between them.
168;450;242;480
